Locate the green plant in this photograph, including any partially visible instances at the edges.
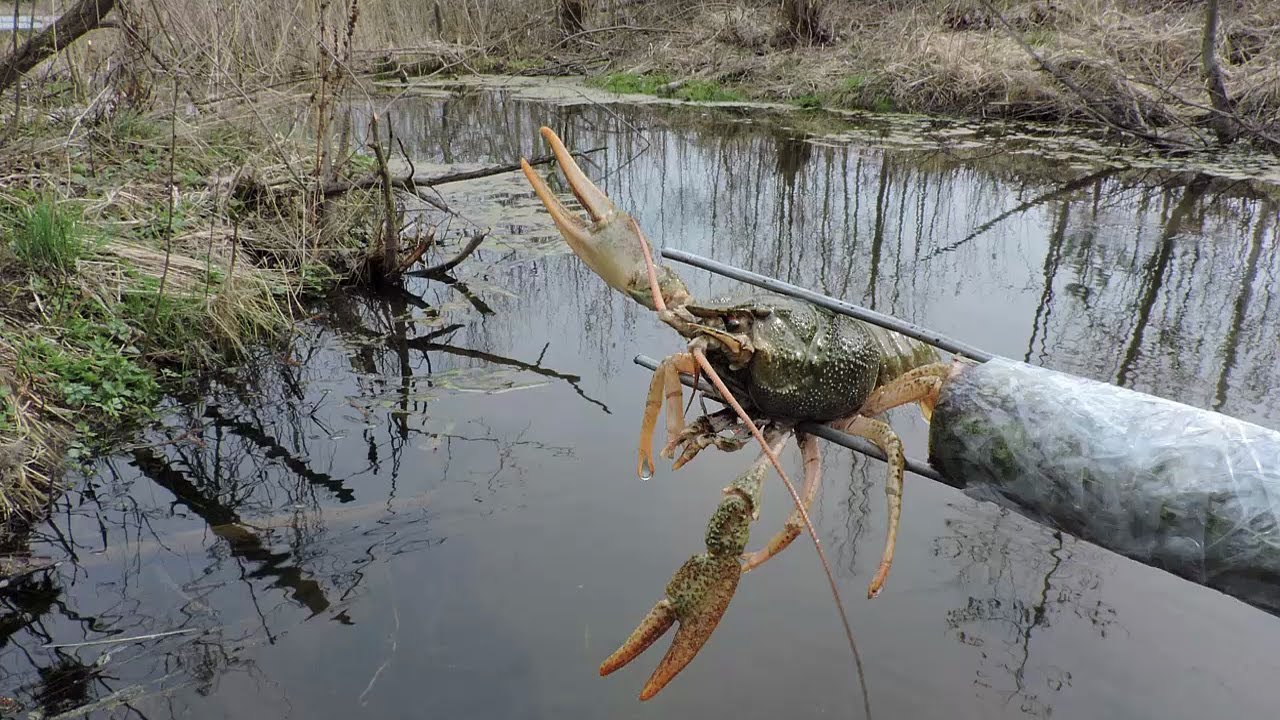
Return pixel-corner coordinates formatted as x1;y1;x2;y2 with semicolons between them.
589;72;674;95
17;317;160;423
589;72;746;103
5;196;87;274
843;73;873;91
791;94;823;109
111;110;165;145
1024;29;1055;48
675;80;744;103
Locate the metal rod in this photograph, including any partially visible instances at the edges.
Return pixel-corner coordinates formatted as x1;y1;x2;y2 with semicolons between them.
634;354;956;487
659;248;998;363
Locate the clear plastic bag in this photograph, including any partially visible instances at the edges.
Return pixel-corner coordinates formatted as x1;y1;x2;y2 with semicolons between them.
928;357;1280;615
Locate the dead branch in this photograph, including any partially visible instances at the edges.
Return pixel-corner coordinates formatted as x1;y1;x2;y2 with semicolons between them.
368;114;399;277
977;0;1191;151
0;0;117;94
407;230;487;276
320;145;606;198
395;227;436;275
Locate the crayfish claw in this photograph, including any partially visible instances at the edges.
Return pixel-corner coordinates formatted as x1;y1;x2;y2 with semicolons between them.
601;554;743;701
599;446;777;700
600;599;677;677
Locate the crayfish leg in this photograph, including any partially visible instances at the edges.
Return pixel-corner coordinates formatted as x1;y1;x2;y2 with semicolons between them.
638;352;699;478
741;432;822;573
859;361;951;420
838;415;906;598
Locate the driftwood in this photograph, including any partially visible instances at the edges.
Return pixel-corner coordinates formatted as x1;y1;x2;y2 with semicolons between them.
0;0;117;94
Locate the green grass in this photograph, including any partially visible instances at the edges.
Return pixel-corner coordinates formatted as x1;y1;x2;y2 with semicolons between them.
4;196;89;274
589;72;745;102
0;384;15;434
590;72;674;95
790;94;824;109
832;72;897;113
843;73;874;92
676;79;744;103
1024;29;1055;47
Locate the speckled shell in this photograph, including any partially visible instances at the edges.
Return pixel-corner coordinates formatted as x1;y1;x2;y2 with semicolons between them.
702;292;937;421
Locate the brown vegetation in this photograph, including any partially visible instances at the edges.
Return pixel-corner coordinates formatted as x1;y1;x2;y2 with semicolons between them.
0;0;506;527
482;0;1280;150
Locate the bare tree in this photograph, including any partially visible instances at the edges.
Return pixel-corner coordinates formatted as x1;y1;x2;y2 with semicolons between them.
558;0;586;36
1201;0;1236;143
782;0;831;45
0;0;117;94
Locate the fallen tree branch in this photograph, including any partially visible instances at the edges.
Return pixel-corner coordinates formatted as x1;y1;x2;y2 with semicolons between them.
406;230;487;276
0;0;117;94
978;0;1192;151
395;227;436;275
1124;74;1280;152
321;146;606;197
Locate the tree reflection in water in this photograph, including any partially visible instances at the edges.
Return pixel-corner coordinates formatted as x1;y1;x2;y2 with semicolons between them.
3;86;1278;718
935;509;1118;718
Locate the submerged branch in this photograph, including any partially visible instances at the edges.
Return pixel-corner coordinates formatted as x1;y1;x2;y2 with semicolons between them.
406;230;487;276
405;338;611;415
321;146;606;198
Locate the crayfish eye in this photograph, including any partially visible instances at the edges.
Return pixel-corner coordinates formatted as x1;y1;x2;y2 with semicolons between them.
724;316;743;332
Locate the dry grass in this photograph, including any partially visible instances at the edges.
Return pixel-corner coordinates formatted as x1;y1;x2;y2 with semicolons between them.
517;0;1280;142
19;0;1270;140
0;1;391;524
0;338;67;524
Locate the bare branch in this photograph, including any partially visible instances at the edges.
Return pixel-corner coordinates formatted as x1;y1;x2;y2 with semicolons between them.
0;0;117;94
321;146;606;198
977;0;1192;150
406;230;487;276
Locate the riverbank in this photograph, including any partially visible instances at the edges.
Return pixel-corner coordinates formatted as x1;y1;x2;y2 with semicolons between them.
442;0;1280;151
0;93;383;529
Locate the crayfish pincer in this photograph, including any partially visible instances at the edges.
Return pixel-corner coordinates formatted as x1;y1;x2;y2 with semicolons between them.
599;431;786;700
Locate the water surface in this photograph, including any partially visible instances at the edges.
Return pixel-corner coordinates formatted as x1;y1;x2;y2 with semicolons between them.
4;83;1280;719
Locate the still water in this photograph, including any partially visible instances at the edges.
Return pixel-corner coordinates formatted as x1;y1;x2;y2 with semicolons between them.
5;82;1280;718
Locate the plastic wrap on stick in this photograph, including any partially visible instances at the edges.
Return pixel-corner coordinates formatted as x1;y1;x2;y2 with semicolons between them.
928;357;1280;615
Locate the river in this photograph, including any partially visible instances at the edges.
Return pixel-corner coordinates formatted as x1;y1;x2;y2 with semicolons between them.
3;78;1279;719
